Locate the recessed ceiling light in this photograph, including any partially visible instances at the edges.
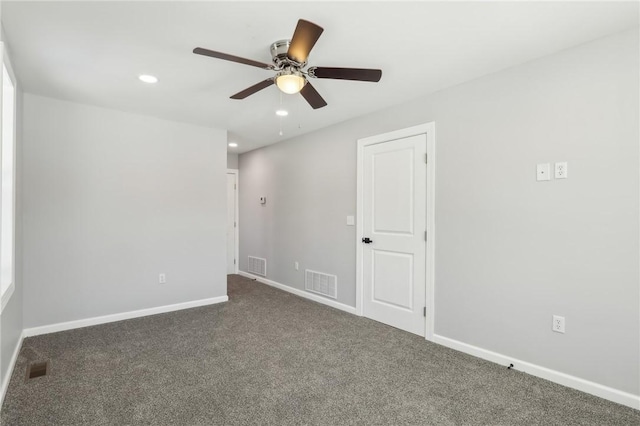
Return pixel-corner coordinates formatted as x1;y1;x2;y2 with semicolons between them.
139;74;158;84
228;142;238;147
276;109;288;117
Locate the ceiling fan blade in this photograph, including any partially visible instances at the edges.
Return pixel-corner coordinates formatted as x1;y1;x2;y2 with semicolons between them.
193;47;273;70
287;19;324;64
230;78;275;100
300;82;327;109
310;67;382;82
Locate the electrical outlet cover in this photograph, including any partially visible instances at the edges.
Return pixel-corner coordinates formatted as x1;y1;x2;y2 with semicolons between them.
552;315;565;333
555;162;568;179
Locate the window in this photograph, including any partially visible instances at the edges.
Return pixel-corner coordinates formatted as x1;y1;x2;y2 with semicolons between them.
1;49;16;312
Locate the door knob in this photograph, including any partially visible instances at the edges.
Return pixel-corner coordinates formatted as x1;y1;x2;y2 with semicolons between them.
362;237;373;244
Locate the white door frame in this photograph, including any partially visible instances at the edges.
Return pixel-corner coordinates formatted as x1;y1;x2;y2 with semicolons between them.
356;122;436;341
227;169;239;274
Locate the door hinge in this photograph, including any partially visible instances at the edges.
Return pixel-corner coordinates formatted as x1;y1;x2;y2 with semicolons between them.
424;230;427;241
425;153;428;164
234;221;237;228
423;307;426;317
234;259;236;265
234;183;237;190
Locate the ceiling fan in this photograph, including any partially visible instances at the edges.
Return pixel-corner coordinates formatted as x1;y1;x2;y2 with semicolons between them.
193;19;382;109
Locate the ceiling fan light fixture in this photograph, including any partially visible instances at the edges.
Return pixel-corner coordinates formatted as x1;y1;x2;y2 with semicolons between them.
275;70;306;95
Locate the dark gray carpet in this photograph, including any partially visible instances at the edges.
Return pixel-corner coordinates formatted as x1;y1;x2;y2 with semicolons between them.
2;275;638;425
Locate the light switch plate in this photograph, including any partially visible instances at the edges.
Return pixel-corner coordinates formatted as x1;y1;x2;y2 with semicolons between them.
346;215;355;226
537;163;551;181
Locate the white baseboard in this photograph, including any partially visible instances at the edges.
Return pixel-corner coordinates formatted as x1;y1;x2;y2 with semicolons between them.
433;334;640;410
10;280;638;411
237;270;638;410
23;296;229;337
0;330;25;409
238;271;357;315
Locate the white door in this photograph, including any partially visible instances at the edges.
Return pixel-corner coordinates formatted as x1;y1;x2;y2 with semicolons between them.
226;173;237;274
362;133;427;336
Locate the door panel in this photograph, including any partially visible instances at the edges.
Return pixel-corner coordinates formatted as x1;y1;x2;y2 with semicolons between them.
373;148;414;234
363;133;427;336
372;250;413;310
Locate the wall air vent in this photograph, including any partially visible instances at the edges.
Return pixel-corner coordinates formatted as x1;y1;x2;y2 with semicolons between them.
247;256;267;277
305;269;337;299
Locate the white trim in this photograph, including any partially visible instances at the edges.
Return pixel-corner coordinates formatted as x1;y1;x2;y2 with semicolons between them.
424;124;436;342
227;169;239;274
0;281;14;312
238;271;356;315
0;330;24;410
356;122;436;341
433;334;640;410
23;296;229;337
0;42;18;313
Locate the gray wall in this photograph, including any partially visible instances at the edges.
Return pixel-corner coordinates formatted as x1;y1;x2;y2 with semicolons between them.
22;94;228;328
227;153;238;169
239;29;639;395
0;85;23;387
239;129;358;305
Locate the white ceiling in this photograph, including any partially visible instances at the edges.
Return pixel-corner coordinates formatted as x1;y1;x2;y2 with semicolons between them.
2;1;638;153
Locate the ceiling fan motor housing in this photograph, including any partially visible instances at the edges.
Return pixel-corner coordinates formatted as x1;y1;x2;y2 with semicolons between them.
270;39;305;68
